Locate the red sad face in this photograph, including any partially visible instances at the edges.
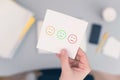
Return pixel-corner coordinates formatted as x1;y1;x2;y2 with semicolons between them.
68;34;77;44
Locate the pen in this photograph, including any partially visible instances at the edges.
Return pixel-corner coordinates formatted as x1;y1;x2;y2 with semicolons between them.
96;32;109;53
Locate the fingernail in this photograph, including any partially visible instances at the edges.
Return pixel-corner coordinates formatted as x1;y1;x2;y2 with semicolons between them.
61;49;66;56
61;50;65;56
62;49;65;53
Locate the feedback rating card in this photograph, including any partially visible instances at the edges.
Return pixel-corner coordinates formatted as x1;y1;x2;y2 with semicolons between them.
37;9;88;59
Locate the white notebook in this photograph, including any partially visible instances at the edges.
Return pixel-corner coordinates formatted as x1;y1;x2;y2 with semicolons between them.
103;37;120;59
0;0;35;58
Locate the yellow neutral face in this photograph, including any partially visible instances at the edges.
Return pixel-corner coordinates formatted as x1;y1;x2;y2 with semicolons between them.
46;26;55;36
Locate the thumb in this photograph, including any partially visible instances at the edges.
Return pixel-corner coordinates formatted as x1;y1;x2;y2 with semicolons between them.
59;49;70;71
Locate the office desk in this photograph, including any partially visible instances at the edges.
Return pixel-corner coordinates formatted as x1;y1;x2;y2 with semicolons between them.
0;0;120;76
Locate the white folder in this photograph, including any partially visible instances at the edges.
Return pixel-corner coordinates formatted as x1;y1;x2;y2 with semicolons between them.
0;0;35;58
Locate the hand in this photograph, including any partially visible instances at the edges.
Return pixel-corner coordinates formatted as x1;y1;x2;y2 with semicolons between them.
57;48;91;80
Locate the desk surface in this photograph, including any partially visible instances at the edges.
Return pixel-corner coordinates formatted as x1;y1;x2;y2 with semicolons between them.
0;0;120;76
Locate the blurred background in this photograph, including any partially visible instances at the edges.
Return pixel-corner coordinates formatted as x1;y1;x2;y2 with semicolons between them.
0;0;120;80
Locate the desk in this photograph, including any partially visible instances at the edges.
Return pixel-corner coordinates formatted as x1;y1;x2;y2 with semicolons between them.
0;0;120;76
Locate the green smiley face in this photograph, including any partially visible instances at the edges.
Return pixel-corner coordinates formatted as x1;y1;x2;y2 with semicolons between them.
57;30;66;40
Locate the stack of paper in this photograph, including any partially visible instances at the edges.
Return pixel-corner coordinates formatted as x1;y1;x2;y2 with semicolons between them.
0;0;35;58
103;37;120;59
37;10;88;59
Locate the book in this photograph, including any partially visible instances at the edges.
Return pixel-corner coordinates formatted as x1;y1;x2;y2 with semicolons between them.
0;0;35;58
103;37;120;59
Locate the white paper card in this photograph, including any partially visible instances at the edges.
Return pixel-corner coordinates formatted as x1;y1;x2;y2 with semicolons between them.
103;37;120;59
37;21;87;54
37;9;88;59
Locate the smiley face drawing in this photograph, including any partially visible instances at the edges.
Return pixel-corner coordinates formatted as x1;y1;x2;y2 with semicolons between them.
46;26;55;36
57;30;66;40
68;34;77;44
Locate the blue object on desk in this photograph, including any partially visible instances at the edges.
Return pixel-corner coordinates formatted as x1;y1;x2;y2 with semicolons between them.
89;24;102;44
38;69;94;80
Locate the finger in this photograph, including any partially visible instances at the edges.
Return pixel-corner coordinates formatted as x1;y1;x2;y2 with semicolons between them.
74;49;91;73
69;57;79;68
56;53;60;58
71;60;79;67
77;48;89;66
69;58;74;64
59;49;70;71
